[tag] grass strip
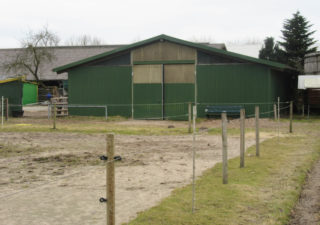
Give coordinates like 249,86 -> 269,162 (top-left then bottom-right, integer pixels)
127,135 -> 320,225
0,124 -> 190,135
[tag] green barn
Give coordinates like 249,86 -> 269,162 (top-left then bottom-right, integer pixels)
53,35 -> 295,119
0,77 -> 38,116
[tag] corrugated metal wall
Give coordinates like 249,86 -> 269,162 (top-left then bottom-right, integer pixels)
133,65 -> 162,119
304,52 -> 320,109
131,41 -> 196,119
132,64 -> 194,119
68,66 -> 132,117
132,41 -> 196,61
304,52 -> 320,74
197,64 -> 273,117
269,70 -> 292,103
0,81 -> 23,115
67,40 -> 293,119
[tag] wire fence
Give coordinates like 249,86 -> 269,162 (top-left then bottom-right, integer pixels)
0,98 -> 297,225
0,99 -> 293,122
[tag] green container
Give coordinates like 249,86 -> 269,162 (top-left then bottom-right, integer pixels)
22,82 -> 38,105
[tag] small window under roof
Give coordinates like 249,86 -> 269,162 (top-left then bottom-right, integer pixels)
89,52 -> 131,66
197,51 -> 242,64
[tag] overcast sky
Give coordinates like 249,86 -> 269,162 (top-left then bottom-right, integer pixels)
1,0 -> 319,48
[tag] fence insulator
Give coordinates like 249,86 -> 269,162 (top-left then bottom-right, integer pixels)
100,155 -> 122,161
99,197 -> 107,203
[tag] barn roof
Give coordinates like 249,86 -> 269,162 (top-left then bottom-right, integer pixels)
53,34 -> 294,74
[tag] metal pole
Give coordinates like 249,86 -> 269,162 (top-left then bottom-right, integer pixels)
255,106 -> 260,157
53,104 -> 56,129
5,98 -> 9,121
221,112 -> 228,184
105,106 -> 108,120
1,96 -> 3,128
48,103 -> 51,119
106,134 -> 115,225
289,101 -> 293,133
240,108 -> 245,168
277,97 -> 280,141
192,105 -> 197,213
161,64 -> 164,120
188,102 -> 192,133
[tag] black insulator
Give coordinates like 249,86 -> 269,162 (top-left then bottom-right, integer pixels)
99,197 -> 107,203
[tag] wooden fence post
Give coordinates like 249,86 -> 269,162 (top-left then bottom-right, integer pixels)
273,104 -> 277,120
1,96 -> 3,128
106,134 -> 115,225
240,108 -> 245,168
255,106 -> 260,157
221,112 -> 228,184
192,105 -> 197,213
5,98 -> 9,121
53,104 -> 56,129
188,102 -> 192,133
105,106 -> 108,120
289,101 -> 293,133
278,97 -> 280,121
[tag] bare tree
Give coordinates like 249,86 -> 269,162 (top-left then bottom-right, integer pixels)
64,34 -> 103,46
2,26 -> 60,84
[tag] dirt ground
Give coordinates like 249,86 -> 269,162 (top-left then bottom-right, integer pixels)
289,159 -> 320,225
0,127 -> 268,225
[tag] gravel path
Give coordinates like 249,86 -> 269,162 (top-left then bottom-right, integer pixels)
289,159 -> 320,225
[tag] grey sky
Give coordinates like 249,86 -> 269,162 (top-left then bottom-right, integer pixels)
0,0 -> 319,48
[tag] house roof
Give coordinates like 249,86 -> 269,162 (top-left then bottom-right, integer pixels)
53,34 -> 294,74
0,45 -> 124,81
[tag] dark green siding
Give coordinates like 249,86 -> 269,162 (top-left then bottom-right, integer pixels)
133,84 -> 162,119
133,83 -> 194,120
68,66 -> 132,117
89,52 -> 131,66
0,81 -> 23,115
197,64 -> 273,117
164,84 -> 194,120
197,51 -> 242,64
269,70 -> 292,102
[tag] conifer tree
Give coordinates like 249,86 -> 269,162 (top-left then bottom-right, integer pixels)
259,37 -> 285,62
278,11 -> 317,72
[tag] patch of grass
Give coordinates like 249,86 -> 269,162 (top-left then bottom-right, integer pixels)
66,115 -> 128,122
291,116 -> 320,123
208,127 -> 255,136
127,133 -> 320,224
0,122 -> 191,135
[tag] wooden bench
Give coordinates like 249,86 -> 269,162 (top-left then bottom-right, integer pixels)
205,105 -> 243,117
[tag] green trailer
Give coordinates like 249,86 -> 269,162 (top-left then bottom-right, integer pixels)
0,77 -> 38,116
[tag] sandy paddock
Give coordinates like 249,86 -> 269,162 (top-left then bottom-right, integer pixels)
0,129 -> 269,225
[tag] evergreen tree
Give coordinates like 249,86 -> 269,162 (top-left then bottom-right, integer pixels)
259,37 -> 286,62
278,11 -> 317,72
